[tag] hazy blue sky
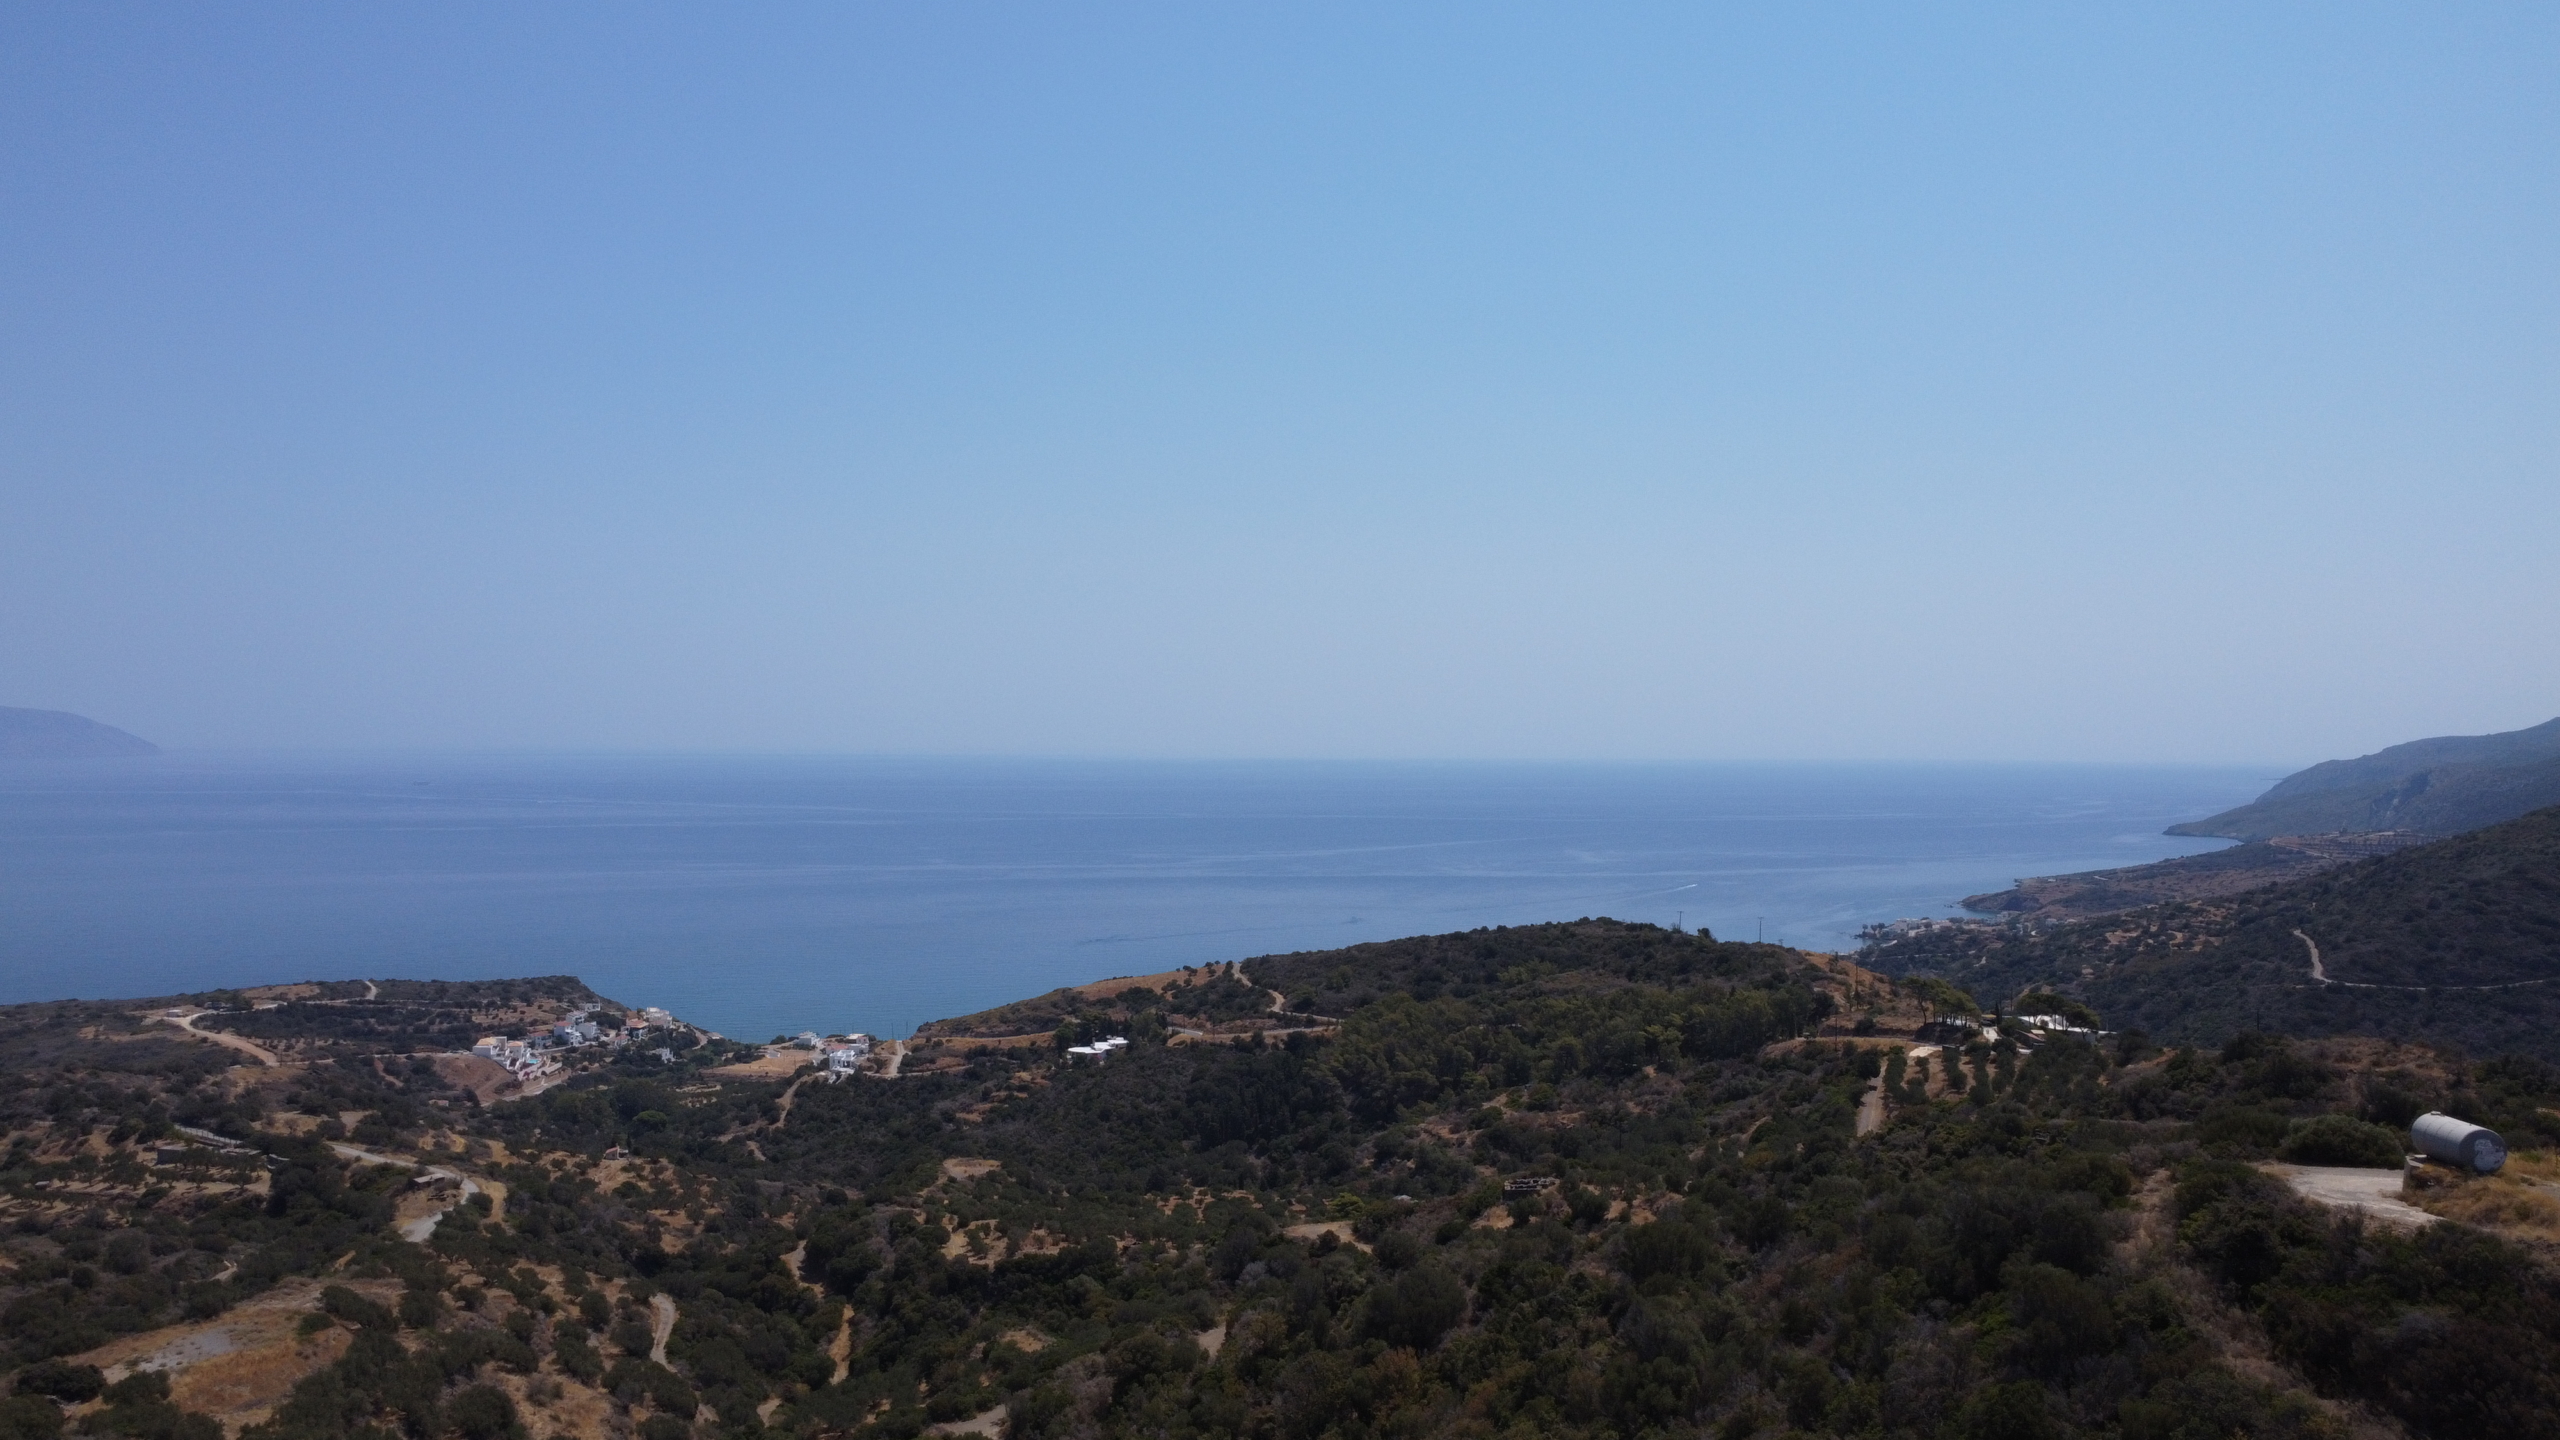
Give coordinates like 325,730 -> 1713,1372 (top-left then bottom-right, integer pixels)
4,5 -> 2554,762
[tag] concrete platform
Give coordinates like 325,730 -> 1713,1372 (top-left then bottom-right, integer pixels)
2261,1163 -> 2439,1230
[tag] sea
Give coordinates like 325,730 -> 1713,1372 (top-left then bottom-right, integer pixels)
0,755 -> 2270,1043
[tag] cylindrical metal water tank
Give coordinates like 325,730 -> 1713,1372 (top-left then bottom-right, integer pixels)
2410,1112 -> 2507,1174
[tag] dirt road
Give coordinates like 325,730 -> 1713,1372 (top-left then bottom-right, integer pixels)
771,1071 -> 812,1126
156,1012 -> 281,1067
1856,1071 -> 1888,1136
2294,930 -> 2328,983
326,1143 -> 490,1241
2293,928 -> 2560,994
648,1293 -> 677,1365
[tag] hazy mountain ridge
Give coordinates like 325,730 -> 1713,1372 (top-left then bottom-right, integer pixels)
2169,716 -> 2560,842
0,706 -> 159,758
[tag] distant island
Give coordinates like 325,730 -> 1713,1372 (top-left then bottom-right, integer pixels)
0,705 -> 159,758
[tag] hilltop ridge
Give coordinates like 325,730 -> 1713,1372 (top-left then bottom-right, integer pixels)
1954,716 -> 2560,921
1871,803 -> 2560,1059
0,706 -> 159,758
2169,715 -> 2560,842
12,917 -> 2560,1438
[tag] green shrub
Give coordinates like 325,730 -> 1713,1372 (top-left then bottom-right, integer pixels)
1362,1264 -> 1467,1350
554,1331 -> 603,1383
1620,1217 -> 1710,1284
396,1287 -> 443,1330
10,1361 -> 102,1403
1954,1380 -> 2055,1440
0,1395 -> 62,1440
2277,1114 -> 2405,1169
2196,1105 -> 2293,1154
444,1384 -> 520,1440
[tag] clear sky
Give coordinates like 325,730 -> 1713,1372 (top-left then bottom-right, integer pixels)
3,5 -> 2554,762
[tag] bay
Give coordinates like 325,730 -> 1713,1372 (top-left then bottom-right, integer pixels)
0,755 -> 2268,1041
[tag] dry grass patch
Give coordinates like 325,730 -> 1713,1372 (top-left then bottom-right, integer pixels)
70,1276 -> 404,1434
238,984 -> 323,1002
706,1048 -> 812,1080
2412,1165 -> 2560,1243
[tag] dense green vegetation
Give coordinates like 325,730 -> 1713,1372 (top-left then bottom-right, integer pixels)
10,919 -> 2560,1438
928,967 -> 1276,1042
1872,805 -> 2560,1059
214,978 -> 608,1056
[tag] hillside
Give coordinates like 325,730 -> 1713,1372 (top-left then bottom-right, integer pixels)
1871,804 -> 2560,1059
0,706 -> 159,758
1956,837 -> 2349,922
10,926 -> 2560,1440
2170,716 -> 2560,841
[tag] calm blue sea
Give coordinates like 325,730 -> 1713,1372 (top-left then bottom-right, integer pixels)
0,755 -> 2269,1042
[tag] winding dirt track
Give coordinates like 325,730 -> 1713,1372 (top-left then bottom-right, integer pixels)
151,980 -> 382,1067
325,1142 -> 495,1240
157,1012 -> 281,1067
1856,1070 -> 1888,1136
648,1293 -> 677,1366
2295,927 -> 2560,993
771,1071 -> 812,1126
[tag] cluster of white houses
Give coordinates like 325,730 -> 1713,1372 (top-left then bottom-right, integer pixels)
814,1032 -> 874,1076
472,1006 -> 678,1080
1065,1036 -> 1129,1062
1915,1012 -> 2110,1049
2014,1012 -> 2107,1043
